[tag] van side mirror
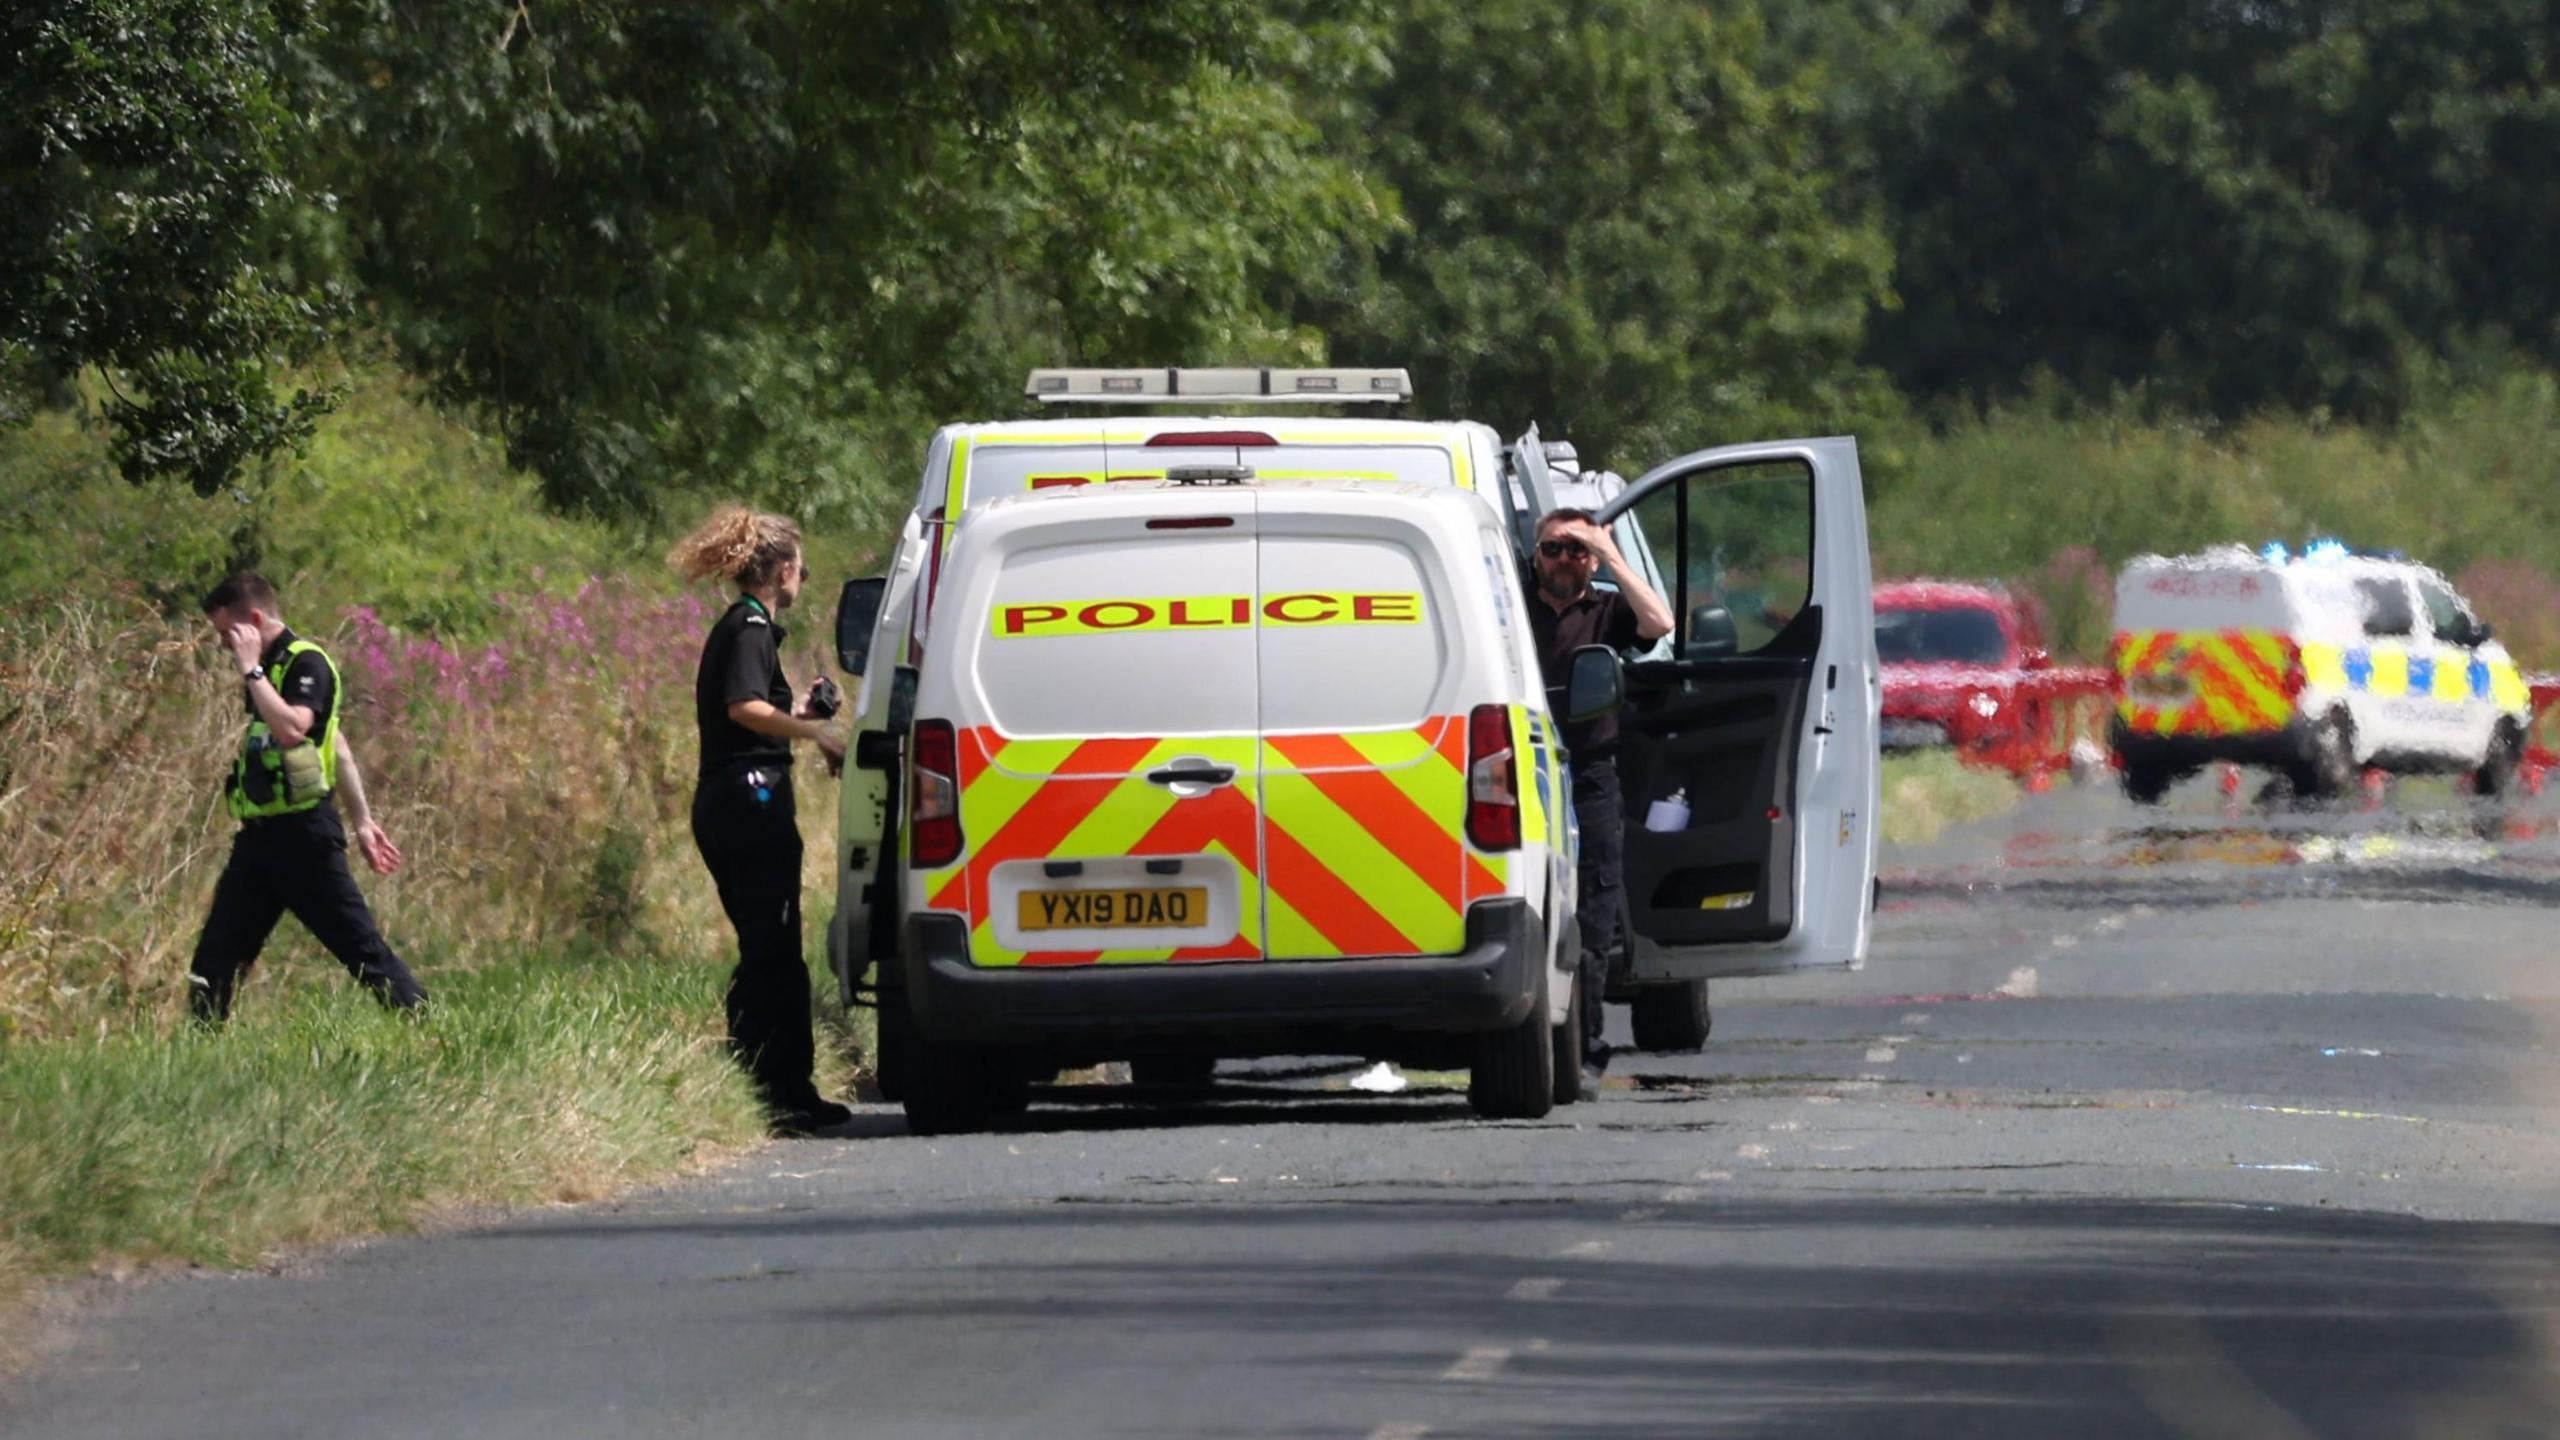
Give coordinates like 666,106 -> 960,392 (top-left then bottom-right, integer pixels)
2469,618 -> 2494,645
1564,644 -> 1624,724
836,577 -> 887,676
1687,603 -> 1739,660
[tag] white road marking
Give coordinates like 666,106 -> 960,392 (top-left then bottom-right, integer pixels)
1367,1425 -> 1431,1440
1442,1347 -> 1511,1381
1694,1169 -> 1733,1181
1560,1239 -> 1612,1257
1619,1207 -> 1665,1223
1997,966 -> 2041,998
1661,1186 -> 1700,1202
1507,1276 -> 1564,1301
1899,1012 -> 1931,1026
1737,1143 -> 1771,1159
1865,1045 -> 1899,1064
2050,934 -> 2080,950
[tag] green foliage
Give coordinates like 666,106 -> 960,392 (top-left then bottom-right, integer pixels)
1871,370 -> 2560,661
1873,0 -> 2560,420
1,0 -> 343,493
1294,0 -> 1899,467
0,367 -> 632,630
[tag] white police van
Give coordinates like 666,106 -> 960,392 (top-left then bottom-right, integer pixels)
2110,543 -> 2533,802
829,369 -> 1882,1118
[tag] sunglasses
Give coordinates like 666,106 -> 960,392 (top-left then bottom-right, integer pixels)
1536,539 -> 1590,559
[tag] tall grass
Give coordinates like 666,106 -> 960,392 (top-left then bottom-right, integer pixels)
0,590 -> 846,1039
0,951 -> 776,1351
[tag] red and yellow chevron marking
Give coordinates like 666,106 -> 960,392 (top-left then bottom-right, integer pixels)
913,718 -> 1503,967
2114,629 -> 2296,737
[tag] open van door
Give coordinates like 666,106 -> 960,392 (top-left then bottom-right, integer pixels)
831,512 -> 932,1004
1502,426 -> 1562,561
1593,437 -> 1878,979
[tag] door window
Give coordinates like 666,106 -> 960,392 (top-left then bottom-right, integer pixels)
2356,577 -> 2415,638
2417,578 -> 2473,645
1628,461 -> 1814,660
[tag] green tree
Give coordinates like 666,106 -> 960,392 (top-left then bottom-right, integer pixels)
2,0 -> 342,495
1286,0 -> 1898,468
1874,0 -> 2560,421
292,1 -> 1388,522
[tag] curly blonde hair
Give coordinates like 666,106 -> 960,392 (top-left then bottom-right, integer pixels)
668,504 -> 803,589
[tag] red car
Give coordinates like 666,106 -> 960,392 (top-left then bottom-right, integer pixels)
1873,581 -> 2057,758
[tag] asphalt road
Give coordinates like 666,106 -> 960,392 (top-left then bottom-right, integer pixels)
12,772 -> 2560,1438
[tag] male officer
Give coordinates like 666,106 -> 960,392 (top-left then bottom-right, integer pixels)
1526,509 -> 1672,1094
190,571 -> 427,1022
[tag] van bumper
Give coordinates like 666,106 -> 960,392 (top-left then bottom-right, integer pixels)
2111,718 -> 2316,770
899,899 -> 1539,1049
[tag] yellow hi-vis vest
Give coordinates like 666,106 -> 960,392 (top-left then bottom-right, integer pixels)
227,640 -> 342,820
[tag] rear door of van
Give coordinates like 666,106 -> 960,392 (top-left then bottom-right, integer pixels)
923,490 -> 1267,966
1253,495 -> 1501,961
1594,437 -> 1880,979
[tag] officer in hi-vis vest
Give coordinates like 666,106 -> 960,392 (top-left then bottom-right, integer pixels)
189,571 -> 427,1023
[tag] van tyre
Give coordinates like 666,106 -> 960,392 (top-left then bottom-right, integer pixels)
2120,755 -> 2174,806
901,1035 -> 1003,1136
1550,974 -> 1584,1107
1630,980 -> 1711,1053
2474,720 -> 2526,799
1469,965 -> 1555,1120
871,989 -> 914,1103
1132,1055 -> 1218,1088
2295,711 -> 2357,802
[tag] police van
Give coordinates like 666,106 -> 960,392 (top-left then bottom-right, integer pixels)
830,370 -> 1883,1128
874,471 -> 1599,1131
2110,544 -> 2533,802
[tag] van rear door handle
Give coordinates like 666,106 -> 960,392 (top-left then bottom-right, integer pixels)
1146,764 -> 1237,788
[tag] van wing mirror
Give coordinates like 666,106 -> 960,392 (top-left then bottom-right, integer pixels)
1687,603 -> 1739,660
836,577 -> 888,676
1563,645 -> 1624,724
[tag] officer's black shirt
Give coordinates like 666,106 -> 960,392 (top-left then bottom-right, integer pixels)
253,626 -> 339,733
696,596 -> 794,777
1529,585 -> 1644,759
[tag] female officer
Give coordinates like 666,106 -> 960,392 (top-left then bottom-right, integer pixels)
670,505 -> 850,1134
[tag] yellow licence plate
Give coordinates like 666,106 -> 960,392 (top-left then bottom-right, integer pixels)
1017,886 -> 1209,932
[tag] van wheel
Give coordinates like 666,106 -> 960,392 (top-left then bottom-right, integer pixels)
2297,711 -> 2357,801
1131,1055 -> 1218,1088
902,1036 -> 1001,1136
1630,980 -> 1711,1054
871,990 -> 914,1104
1469,966 -> 1556,1120
2120,756 -> 2174,806
2473,721 -> 2526,799
1550,977 -> 1584,1107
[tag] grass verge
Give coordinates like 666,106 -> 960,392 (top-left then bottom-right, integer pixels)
0,950 -> 788,1363
1880,749 -> 2024,846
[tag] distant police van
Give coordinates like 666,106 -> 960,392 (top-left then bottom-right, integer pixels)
869,471 -> 1594,1132
2110,544 -> 2533,802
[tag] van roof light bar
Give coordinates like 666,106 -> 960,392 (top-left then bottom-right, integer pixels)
1025,367 -> 1413,406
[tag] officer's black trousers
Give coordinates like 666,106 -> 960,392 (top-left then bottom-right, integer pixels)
690,764 -> 818,1111
189,808 -> 427,1023
1571,759 -> 1626,1062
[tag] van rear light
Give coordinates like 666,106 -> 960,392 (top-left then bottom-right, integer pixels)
1146,430 -> 1278,447
1465,704 -> 1521,851
2279,637 -> 2307,697
1145,516 -> 1235,530
910,719 -> 963,868
2107,632 -> 2130,697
